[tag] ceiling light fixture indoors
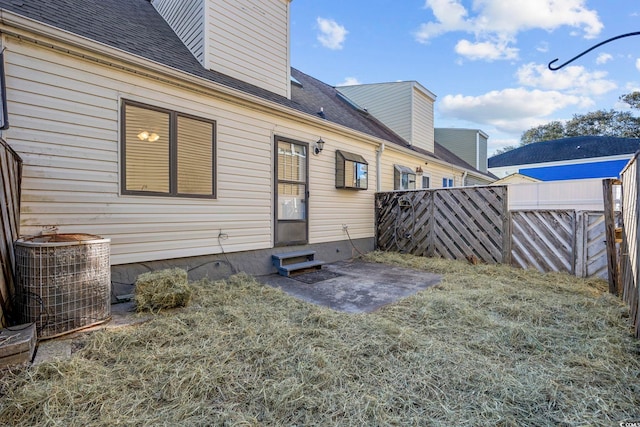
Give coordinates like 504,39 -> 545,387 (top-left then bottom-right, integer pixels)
137,131 -> 160,142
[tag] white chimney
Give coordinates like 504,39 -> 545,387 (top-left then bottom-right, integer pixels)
152,0 -> 292,98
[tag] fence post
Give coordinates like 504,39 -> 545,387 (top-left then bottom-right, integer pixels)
574,211 -> 585,277
602,178 -> 621,295
501,186 -> 510,265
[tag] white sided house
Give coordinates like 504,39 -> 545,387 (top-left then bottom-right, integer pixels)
338,83 -> 495,189
0,0 -> 491,290
434,128 -> 489,178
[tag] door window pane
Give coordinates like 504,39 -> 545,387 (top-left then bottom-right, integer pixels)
278,183 -> 306,220
278,142 -> 306,182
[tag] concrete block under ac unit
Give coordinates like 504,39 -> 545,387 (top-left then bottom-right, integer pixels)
0,323 -> 37,368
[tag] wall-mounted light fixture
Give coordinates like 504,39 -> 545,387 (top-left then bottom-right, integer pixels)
415,166 -> 424,176
314,138 -> 325,155
137,131 -> 160,142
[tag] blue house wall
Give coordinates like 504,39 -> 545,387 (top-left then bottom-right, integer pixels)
519,159 -> 629,181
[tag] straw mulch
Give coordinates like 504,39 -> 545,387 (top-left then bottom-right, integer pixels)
1,253 -> 638,426
134,268 -> 192,313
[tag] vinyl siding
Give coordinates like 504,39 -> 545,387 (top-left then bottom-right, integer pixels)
465,175 -> 490,186
5,36 -> 373,265
379,149 -> 462,191
306,140 -> 376,243
478,134 -> 488,172
411,87 -> 434,153
152,0 -> 205,64
434,128 -> 488,172
338,83 -> 413,144
206,0 -> 290,98
434,128 -> 475,167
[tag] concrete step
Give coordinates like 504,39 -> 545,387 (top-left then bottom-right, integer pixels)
276,259 -> 324,277
272,250 -> 316,268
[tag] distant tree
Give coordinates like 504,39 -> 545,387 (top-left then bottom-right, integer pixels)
620,91 -> 640,109
564,109 -> 640,138
493,145 -> 518,156
520,121 -> 565,145
497,91 -> 640,156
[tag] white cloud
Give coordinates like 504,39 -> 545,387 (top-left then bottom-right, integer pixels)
316,18 -> 348,50
596,53 -> 613,64
455,39 -> 518,61
439,87 -> 592,133
336,77 -> 361,86
625,82 -> 640,92
636,58 -> 640,72
516,62 -> 617,96
415,0 -> 468,41
416,0 -> 603,61
536,41 -> 549,53
471,0 -> 602,37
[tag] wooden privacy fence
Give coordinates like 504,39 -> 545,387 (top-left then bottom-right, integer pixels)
0,137 -> 22,327
376,186 -> 509,263
510,210 -> 610,279
376,187 -> 613,280
620,153 -> 640,338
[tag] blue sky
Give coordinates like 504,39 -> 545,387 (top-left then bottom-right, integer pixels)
290,0 -> 640,156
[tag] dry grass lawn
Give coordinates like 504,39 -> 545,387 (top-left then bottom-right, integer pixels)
1,252 -> 639,426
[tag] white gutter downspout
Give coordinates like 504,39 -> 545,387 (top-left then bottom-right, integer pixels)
376,142 -> 385,192
462,171 -> 468,187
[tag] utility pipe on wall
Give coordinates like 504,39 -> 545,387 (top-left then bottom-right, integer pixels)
376,142 -> 385,192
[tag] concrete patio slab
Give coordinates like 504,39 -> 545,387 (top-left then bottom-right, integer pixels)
259,259 -> 442,313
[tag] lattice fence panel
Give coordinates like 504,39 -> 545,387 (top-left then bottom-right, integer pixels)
432,186 -> 507,263
583,212 -> 609,280
375,186 -> 507,263
375,190 -> 432,255
510,210 -> 575,274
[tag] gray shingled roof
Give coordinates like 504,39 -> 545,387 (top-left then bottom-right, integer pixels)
488,136 -> 640,168
0,0 -> 492,178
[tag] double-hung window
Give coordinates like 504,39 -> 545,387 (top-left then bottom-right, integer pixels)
121,100 -> 216,198
442,177 -> 454,188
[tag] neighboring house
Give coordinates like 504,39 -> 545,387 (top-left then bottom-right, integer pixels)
491,173 -> 541,185
337,83 -> 495,188
488,136 -> 640,181
434,128 -> 489,175
0,0 -> 491,284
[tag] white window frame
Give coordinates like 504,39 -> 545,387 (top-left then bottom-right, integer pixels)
421,174 -> 431,189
